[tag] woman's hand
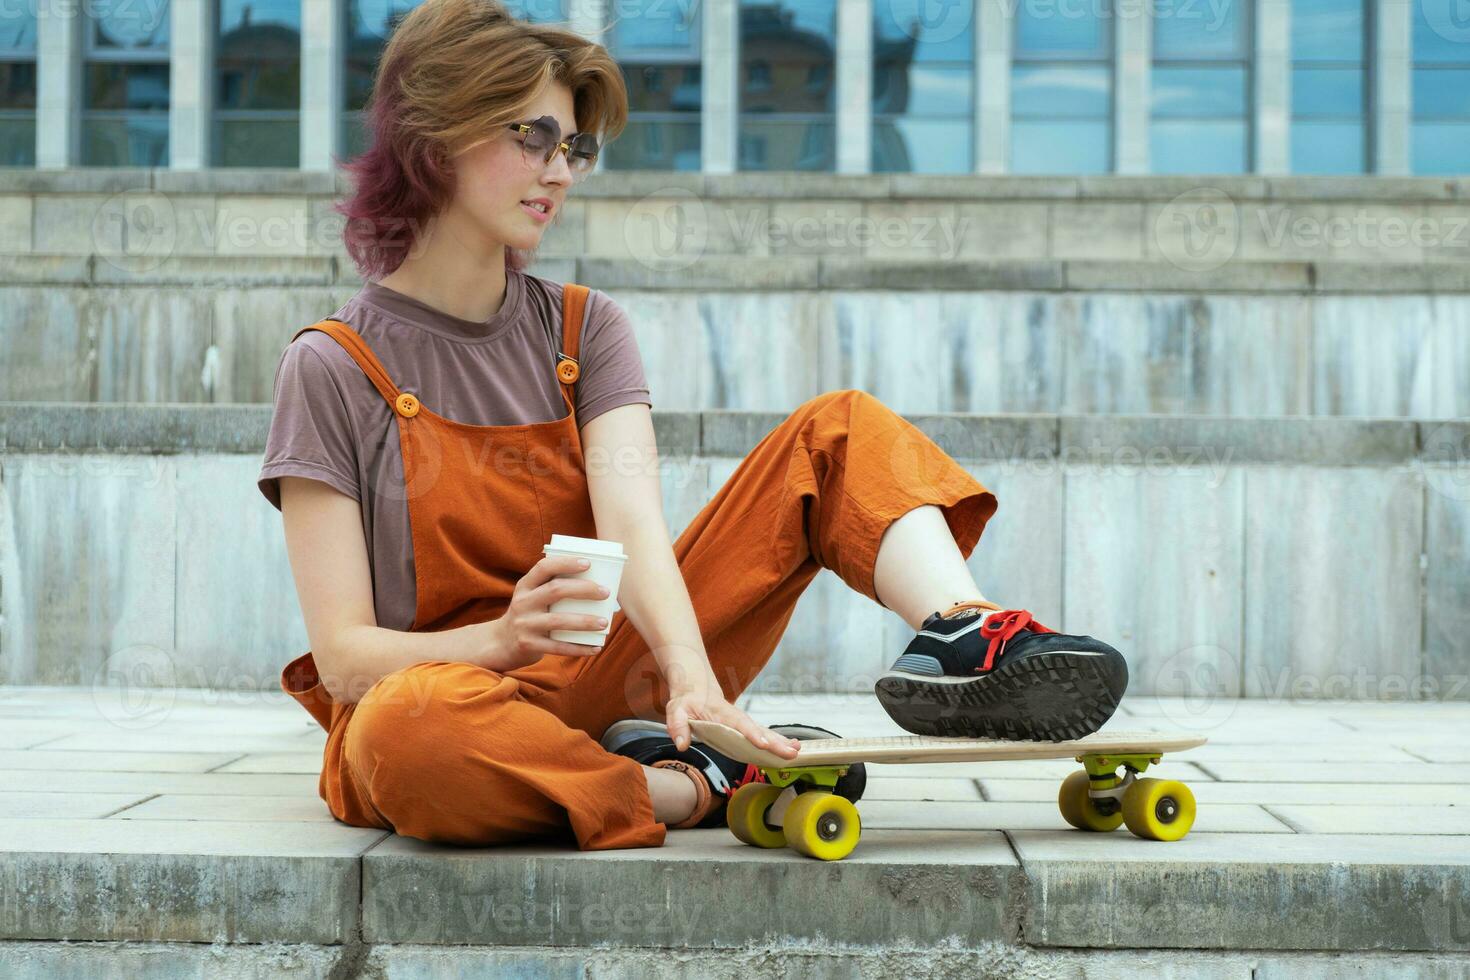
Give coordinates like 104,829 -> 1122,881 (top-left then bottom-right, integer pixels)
659,653 -> 802,760
483,555 -> 614,672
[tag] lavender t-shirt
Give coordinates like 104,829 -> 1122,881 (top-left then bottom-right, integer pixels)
257,270 -> 652,630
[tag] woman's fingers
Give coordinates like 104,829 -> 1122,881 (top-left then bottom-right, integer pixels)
667,703 -> 691,752
722,706 -> 800,758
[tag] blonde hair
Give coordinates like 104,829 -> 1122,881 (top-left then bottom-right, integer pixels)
339,0 -> 629,278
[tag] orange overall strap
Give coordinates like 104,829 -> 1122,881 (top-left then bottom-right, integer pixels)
291,320 -> 402,408
557,283 -> 590,398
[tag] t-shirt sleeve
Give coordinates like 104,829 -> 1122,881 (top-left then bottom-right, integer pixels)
257,337 -> 362,511
575,289 -> 652,425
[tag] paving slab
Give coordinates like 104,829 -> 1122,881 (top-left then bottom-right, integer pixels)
980,778 -> 1470,807
0,769 -> 319,796
1198,762 -> 1470,783
0,791 -> 151,819
857,800 -> 1290,834
211,752 -> 322,773
0,749 -> 242,772
1012,831 -> 1470,952
862,777 -> 981,801
110,793 -> 334,823
361,829 -> 1022,948
1269,804 -> 1470,835
0,818 -> 386,943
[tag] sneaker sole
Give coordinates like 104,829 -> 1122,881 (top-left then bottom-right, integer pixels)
873,649 -> 1127,741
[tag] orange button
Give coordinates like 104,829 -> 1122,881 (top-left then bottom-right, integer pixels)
395,393 -> 420,418
557,359 -> 580,384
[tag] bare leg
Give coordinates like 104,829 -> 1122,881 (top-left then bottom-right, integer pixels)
873,504 -> 996,630
643,763 -> 697,825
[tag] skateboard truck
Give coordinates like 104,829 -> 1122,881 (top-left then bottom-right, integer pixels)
1078,753 -> 1161,807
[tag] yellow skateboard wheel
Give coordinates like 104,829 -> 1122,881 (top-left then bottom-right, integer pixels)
783,791 -> 861,861
1058,769 -> 1125,832
727,783 -> 787,848
1121,777 -> 1196,841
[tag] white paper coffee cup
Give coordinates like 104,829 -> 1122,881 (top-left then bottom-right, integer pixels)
542,534 -> 628,646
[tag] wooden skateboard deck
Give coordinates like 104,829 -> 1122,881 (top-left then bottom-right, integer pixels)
687,720 -> 1208,859
689,720 -> 1206,769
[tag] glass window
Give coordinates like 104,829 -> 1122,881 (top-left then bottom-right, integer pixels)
1412,0 -> 1470,174
1151,0 -> 1252,173
606,0 -> 702,170
1290,0 -> 1367,174
1012,0 -> 1112,174
0,2 -> 35,166
738,0 -> 836,171
215,0 -> 301,167
83,1 -> 171,165
343,0 -> 422,157
872,0 -> 974,173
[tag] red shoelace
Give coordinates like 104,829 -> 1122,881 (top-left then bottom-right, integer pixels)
975,608 -> 1056,672
731,763 -> 767,792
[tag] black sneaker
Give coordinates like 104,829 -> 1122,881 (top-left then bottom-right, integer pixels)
874,604 -> 1128,741
600,719 -> 867,828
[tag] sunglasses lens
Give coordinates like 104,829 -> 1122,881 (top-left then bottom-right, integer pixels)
520,118 -> 559,163
567,135 -> 599,175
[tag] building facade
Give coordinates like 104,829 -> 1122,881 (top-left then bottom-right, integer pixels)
4,0 -> 1467,174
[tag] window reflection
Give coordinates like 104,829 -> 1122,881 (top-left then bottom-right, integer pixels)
1012,0 -> 1112,174
739,0 -> 836,171
1151,0 -> 1251,173
83,4 -> 171,167
343,0 -> 421,157
1411,0 -> 1470,174
0,2 -> 35,165
606,0 -> 702,170
216,0 -> 301,167
872,0 -> 974,173
1290,0 -> 1367,174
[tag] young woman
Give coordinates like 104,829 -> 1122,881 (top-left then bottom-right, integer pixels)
259,0 -> 1128,851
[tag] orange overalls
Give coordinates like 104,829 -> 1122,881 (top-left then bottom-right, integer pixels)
280,282 -> 998,850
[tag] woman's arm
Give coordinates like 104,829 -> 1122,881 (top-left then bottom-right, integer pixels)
279,476 -> 497,704
580,404 -> 800,758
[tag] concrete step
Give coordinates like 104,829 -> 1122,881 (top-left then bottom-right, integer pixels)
0,687 -> 1468,969
4,265 -> 1468,418
1,402 -> 1465,697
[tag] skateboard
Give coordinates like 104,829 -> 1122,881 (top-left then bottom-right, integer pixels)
688,719 -> 1208,861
